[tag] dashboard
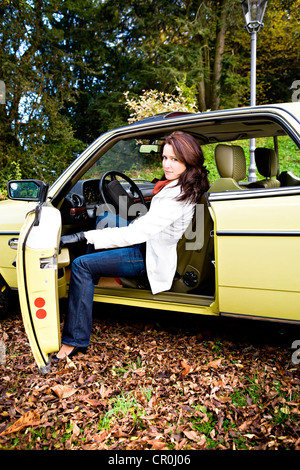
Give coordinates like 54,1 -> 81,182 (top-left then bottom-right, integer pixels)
81,179 -> 102,205
60,178 -> 155,226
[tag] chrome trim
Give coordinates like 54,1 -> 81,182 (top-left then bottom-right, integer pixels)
207,186 -> 300,203
216,230 -> 300,237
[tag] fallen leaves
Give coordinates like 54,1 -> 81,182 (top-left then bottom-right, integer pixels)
183,429 -> 200,442
147,439 -> 168,450
0,410 -> 40,436
180,360 -> 193,378
51,384 -> 78,399
205,357 -> 223,369
0,309 -> 299,450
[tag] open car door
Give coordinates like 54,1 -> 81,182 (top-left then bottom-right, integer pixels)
8,180 -> 68,372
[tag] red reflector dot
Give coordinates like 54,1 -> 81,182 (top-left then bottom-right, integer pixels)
34,297 -> 45,308
36,309 -> 47,319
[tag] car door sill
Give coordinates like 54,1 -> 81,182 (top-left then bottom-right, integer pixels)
221,311 -> 300,325
93,285 -> 214,306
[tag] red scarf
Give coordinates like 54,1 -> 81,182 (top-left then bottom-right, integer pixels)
153,180 -> 171,196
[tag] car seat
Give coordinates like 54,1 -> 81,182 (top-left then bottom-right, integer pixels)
208,144 -> 247,192
248,148 -> 280,188
278,170 -> 300,187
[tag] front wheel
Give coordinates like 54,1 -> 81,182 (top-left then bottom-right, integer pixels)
0,276 -> 12,319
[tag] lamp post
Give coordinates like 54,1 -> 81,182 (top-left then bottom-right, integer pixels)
0,81 -> 5,105
241,0 -> 267,182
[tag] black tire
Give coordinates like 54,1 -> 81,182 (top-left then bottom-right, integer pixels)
0,276 -> 12,319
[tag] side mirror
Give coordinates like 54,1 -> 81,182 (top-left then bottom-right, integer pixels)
7,180 -> 49,203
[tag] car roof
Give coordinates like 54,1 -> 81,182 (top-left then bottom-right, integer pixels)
122,102 -> 300,144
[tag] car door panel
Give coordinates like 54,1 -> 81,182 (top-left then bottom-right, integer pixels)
208,188 -> 300,323
17,204 -> 62,372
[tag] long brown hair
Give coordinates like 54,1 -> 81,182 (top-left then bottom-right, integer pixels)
162,131 -> 209,204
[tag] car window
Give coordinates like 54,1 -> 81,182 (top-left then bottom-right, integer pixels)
81,128 -> 300,187
82,139 -> 164,182
202,135 -> 300,183
275,135 -> 300,177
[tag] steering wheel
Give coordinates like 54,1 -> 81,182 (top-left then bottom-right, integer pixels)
99,171 -> 147,218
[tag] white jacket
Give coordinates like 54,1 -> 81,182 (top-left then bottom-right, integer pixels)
84,180 -> 195,294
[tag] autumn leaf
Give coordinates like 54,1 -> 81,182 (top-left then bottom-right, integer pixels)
91,430 -> 109,443
205,358 -> 223,369
80,397 -> 104,407
147,394 -> 157,408
72,421 -> 81,437
99,384 -> 113,398
216,395 -> 231,403
238,419 -> 253,432
180,360 -> 192,378
51,384 -> 78,399
183,430 -> 200,442
0,410 -> 40,436
147,439 -> 168,450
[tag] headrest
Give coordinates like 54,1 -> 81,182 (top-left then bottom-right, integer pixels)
215,144 -> 246,181
255,148 -> 278,178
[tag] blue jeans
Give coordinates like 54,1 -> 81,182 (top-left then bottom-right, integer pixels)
61,214 -> 146,347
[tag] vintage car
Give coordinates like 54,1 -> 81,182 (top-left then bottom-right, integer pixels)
1,102 -> 300,372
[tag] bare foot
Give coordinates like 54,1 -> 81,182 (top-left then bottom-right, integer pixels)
56,344 -> 75,359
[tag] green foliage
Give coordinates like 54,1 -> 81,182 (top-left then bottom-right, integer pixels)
18,97 -> 85,183
0,0 -> 87,185
0,0 -> 299,189
252,0 -> 300,105
98,389 -> 151,431
124,78 -> 197,124
0,160 -> 22,200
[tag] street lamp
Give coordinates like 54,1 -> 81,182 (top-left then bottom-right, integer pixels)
241,0 -> 267,182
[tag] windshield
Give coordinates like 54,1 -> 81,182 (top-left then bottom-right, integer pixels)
83,138 -> 164,182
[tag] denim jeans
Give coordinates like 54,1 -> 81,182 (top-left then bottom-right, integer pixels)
61,213 -> 146,347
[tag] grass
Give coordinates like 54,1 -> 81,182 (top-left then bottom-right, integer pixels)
99,392 -> 139,430
98,387 -> 152,431
230,372 -> 263,407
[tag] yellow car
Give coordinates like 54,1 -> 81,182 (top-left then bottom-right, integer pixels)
1,102 -> 300,372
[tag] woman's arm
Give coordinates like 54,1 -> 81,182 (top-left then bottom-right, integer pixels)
84,188 -> 194,250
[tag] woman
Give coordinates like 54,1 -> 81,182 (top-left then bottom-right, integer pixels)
53,131 -> 209,360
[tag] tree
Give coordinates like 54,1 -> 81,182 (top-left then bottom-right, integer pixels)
1,0 -> 299,195
0,0 -> 85,189
106,0 -> 246,112
223,0 -> 300,107
253,0 -> 300,105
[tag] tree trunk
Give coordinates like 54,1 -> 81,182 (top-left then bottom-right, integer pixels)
210,0 -> 228,110
198,46 -> 207,111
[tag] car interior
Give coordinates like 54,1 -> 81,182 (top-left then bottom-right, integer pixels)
55,113 -> 300,304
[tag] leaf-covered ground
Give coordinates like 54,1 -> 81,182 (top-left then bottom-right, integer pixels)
0,301 -> 299,451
